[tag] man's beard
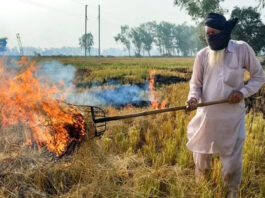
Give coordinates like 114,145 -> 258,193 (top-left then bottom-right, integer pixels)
208,49 -> 225,67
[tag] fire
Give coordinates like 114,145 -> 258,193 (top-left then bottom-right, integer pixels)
148,70 -> 168,109
0,57 -> 86,156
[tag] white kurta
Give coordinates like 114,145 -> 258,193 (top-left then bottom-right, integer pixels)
187,40 -> 265,155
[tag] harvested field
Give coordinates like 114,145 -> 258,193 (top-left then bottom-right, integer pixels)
0,57 -> 264,198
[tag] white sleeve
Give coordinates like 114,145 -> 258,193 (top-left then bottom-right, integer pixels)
239,43 -> 265,98
188,53 -> 203,100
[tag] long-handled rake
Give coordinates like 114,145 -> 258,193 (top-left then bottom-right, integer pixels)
87,99 -> 229,136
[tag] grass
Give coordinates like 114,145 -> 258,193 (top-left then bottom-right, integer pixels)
35,57 -> 193,84
0,57 -> 264,198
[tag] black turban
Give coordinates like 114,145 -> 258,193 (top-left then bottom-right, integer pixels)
205,13 -> 238,50
205,13 -> 238,33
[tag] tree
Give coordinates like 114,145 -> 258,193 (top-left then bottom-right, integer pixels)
196,22 -> 208,47
139,22 -> 156,56
155,22 -> 175,56
174,0 -> 226,46
174,25 -> 189,56
0,38 -> 7,52
174,0 -> 225,21
129,27 -> 143,57
115,21 -> 204,57
114,25 -> 131,56
79,33 -> 94,56
231,7 -> 265,54
173,24 -> 202,56
151,22 -> 164,55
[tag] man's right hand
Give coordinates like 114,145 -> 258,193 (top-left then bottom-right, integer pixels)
186,97 -> 198,111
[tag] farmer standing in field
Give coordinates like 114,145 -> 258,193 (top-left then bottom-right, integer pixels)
186,13 -> 265,198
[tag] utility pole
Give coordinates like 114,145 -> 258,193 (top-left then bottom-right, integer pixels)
16,33 -> 24,56
85,5 -> 88,57
98,4 -> 101,57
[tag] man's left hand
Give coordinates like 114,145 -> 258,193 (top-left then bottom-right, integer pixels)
228,90 -> 244,104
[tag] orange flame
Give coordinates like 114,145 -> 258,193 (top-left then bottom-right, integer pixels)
148,70 -> 168,109
0,57 -> 86,156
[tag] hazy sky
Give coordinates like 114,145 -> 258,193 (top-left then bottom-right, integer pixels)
1,0 -> 263,49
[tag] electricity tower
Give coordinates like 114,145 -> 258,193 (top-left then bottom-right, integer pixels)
16,33 -> 24,56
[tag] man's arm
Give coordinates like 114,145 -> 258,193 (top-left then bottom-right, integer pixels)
186,53 -> 203,110
188,53 -> 203,100
239,43 -> 265,98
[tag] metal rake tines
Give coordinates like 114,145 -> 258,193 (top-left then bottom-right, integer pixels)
90,106 -> 107,137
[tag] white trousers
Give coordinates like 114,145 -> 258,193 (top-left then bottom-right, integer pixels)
193,138 -> 244,191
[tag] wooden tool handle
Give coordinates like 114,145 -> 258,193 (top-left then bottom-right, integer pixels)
94,99 -> 230,123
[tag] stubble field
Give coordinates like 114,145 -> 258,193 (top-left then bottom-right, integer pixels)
0,57 -> 264,198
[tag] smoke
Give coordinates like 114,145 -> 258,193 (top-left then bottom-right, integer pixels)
67,83 -> 150,107
37,61 -> 76,88
35,61 -> 151,107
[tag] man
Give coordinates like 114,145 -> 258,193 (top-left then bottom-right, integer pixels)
186,13 -> 265,198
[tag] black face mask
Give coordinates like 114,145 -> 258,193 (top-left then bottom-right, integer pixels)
206,31 -> 231,51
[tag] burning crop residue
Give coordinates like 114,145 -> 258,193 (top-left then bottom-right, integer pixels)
149,70 -> 168,109
67,70 -> 168,109
67,82 -> 151,108
0,57 -> 167,157
0,57 -> 86,157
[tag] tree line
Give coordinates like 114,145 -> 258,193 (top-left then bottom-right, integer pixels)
79,5 -> 265,57
114,22 -> 203,57
78,22 -> 203,57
